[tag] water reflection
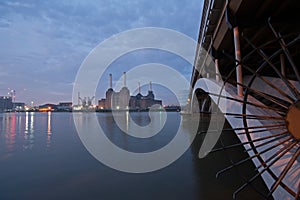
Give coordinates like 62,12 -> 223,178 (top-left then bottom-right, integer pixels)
46,111 -> 52,148
4,113 -> 16,152
0,113 -> 24,154
23,112 -> 35,150
0,112 -> 271,200
17,113 -> 22,134
30,112 -> 34,134
25,112 -> 28,134
98,112 -> 180,153
0,112 -> 54,151
125,111 -> 129,132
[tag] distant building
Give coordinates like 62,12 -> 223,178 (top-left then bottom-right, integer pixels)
98,98 -> 106,110
57,102 -> 72,111
0,96 -> 13,112
73,95 -> 95,112
98,73 -> 162,110
13,102 -> 25,111
129,84 -> 162,110
38,104 -> 57,112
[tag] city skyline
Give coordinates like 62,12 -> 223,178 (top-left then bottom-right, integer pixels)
0,72 -> 181,107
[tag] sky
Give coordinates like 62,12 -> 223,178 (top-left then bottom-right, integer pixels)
0,0 -> 203,105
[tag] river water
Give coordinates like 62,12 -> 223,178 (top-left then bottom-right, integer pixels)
0,112 -> 269,200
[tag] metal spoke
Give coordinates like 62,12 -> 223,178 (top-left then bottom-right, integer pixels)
216,134 -> 293,178
223,123 -> 286,132
254,140 -> 298,171
223,77 -> 292,109
199,125 -> 285,136
244,135 -> 292,152
222,51 -> 296,103
268,19 -> 300,82
209,92 -> 287,114
267,147 -> 300,198
211,132 -> 289,153
226,113 -> 284,121
232,140 -> 297,199
233,81 -> 291,110
244,134 -> 290,152
295,181 -> 300,200
242,36 -> 300,99
244,69 -> 295,103
237,126 -> 286,135
236,116 -> 284,121
236,116 -> 284,122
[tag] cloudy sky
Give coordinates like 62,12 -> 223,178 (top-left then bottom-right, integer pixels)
0,0 -> 202,105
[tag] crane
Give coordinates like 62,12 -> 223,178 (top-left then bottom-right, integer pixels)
0,88 -> 16,102
87,96 -> 95,106
78,96 -> 87,107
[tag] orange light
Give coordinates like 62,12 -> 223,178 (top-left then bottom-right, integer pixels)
39,107 -> 52,112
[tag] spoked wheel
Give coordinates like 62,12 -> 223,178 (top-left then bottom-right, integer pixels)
210,20 -> 300,199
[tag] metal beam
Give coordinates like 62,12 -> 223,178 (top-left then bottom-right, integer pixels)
233,26 -> 243,96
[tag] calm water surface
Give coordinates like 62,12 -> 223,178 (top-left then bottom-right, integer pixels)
0,112 -> 268,200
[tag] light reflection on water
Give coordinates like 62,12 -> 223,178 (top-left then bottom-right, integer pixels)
46,111 -> 52,148
0,112 -> 54,152
0,112 -> 268,200
3,113 -> 16,152
24,112 -> 35,150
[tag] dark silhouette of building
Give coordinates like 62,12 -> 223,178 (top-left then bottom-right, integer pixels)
98,73 -> 162,110
38,103 -> 57,112
129,81 -> 162,110
0,96 -> 13,112
13,102 -> 25,111
57,102 -> 72,111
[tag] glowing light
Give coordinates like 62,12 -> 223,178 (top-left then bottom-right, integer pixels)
30,112 -> 34,134
39,108 -> 51,112
25,112 -> 29,134
73,105 -> 83,111
47,111 -> 51,134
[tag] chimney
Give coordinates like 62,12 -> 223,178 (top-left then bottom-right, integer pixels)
78,92 -> 80,105
149,81 -> 152,91
123,72 -> 126,87
138,82 -> 141,94
109,73 -> 112,88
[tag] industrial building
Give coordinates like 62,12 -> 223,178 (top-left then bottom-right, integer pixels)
38,102 -> 73,112
0,96 -> 13,112
13,102 -> 25,111
98,73 -> 162,111
57,102 -> 72,111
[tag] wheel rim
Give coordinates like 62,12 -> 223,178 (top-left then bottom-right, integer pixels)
205,20 -> 300,199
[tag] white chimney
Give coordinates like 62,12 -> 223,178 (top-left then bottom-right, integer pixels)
149,81 -> 152,91
109,73 -> 112,88
123,72 -> 126,87
138,82 -> 141,93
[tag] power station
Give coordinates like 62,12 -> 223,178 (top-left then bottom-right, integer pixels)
98,72 -> 162,111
